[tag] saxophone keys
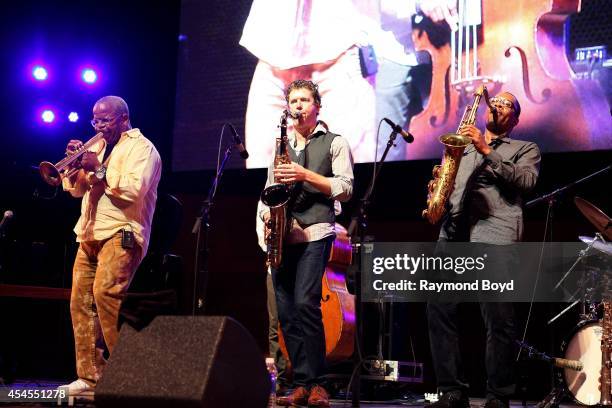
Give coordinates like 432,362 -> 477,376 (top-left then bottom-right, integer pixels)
432,165 -> 442,177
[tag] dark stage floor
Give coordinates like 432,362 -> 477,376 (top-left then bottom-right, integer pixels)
0,379 -> 586,408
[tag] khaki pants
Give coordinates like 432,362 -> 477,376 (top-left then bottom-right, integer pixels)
70,232 -> 142,386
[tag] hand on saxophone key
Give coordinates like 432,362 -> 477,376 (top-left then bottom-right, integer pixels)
274,162 -> 308,183
459,125 -> 491,155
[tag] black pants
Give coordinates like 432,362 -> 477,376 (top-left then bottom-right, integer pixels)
266,273 -> 288,386
428,300 -> 517,399
428,240 -> 518,400
271,236 -> 333,388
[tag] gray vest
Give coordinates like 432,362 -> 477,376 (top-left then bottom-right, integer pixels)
288,131 -> 338,226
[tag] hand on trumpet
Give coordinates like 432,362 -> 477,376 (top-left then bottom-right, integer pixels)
65,139 -> 101,172
64,140 -> 85,172
80,151 -> 101,172
66,140 -> 84,155
459,125 -> 491,156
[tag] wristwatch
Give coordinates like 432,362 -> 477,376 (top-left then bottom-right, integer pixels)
94,165 -> 107,181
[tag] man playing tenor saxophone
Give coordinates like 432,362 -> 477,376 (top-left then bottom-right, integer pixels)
426,91 -> 541,408
257,79 -> 354,407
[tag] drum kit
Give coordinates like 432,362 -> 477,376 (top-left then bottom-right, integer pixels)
541,197 -> 612,407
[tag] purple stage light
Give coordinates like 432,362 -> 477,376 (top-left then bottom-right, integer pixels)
68,112 -> 79,122
41,110 -> 55,123
82,68 -> 97,84
32,66 -> 48,81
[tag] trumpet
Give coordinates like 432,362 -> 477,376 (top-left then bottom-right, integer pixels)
39,132 -> 104,186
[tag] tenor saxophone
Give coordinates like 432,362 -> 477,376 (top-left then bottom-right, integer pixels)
422,85 -> 488,224
260,111 -> 294,268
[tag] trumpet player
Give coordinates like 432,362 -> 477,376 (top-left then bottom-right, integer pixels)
59,96 -> 161,395
426,92 -> 540,408
257,79 -> 354,407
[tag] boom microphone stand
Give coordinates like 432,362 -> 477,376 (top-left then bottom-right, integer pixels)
525,164 -> 611,322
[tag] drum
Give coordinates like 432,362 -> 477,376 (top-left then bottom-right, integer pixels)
560,320 -> 603,405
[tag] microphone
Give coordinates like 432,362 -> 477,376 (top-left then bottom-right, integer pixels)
553,357 -> 583,372
0,210 -> 14,235
228,124 -> 249,159
383,118 -> 414,143
516,340 -> 583,372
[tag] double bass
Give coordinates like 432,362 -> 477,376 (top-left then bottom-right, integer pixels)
320,223 -> 355,363
279,223 -> 355,364
407,0 -> 611,160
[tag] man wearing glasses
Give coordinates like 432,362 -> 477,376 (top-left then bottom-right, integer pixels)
59,96 -> 162,395
426,92 -> 541,408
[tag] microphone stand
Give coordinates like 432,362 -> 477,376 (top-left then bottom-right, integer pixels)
525,164 -> 611,209
524,164 -> 612,311
525,164 -> 611,408
347,129 -> 401,407
191,144 -> 234,315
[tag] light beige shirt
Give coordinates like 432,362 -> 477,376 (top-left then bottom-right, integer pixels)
63,128 -> 162,255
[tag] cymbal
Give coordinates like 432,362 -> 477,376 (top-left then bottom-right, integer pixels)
578,236 -> 612,257
575,196 -> 612,241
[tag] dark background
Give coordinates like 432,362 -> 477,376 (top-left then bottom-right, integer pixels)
0,0 -> 610,401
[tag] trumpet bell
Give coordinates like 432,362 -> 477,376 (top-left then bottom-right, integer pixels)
261,183 -> 290,208
440,133 -> 472,148
39,161 -> 62,186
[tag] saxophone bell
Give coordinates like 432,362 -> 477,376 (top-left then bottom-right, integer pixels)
439,132 -> 472,148
261,183 -> 291,208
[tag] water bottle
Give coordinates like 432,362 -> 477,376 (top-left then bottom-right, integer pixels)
265,357 -> 277,408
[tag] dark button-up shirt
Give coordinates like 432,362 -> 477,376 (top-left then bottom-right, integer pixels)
440,137 -> 541,243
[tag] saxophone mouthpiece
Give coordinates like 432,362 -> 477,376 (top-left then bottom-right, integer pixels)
284,110 -> 301,120
482,87 -> 495,114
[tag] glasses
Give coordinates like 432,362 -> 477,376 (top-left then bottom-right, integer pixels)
489,97 -> 515,111
90,115 -> 119,128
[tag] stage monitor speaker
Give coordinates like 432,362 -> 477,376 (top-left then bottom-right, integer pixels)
96,315 -> 270,408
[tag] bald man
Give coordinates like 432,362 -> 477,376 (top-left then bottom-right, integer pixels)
425,92 -> 541,408
60,96 -> 162,394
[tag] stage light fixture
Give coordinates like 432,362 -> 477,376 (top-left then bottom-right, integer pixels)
41,110 -> 55,123
32,66 -> 48,81
68,112 -> 79,122
82,68 -> 97,84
